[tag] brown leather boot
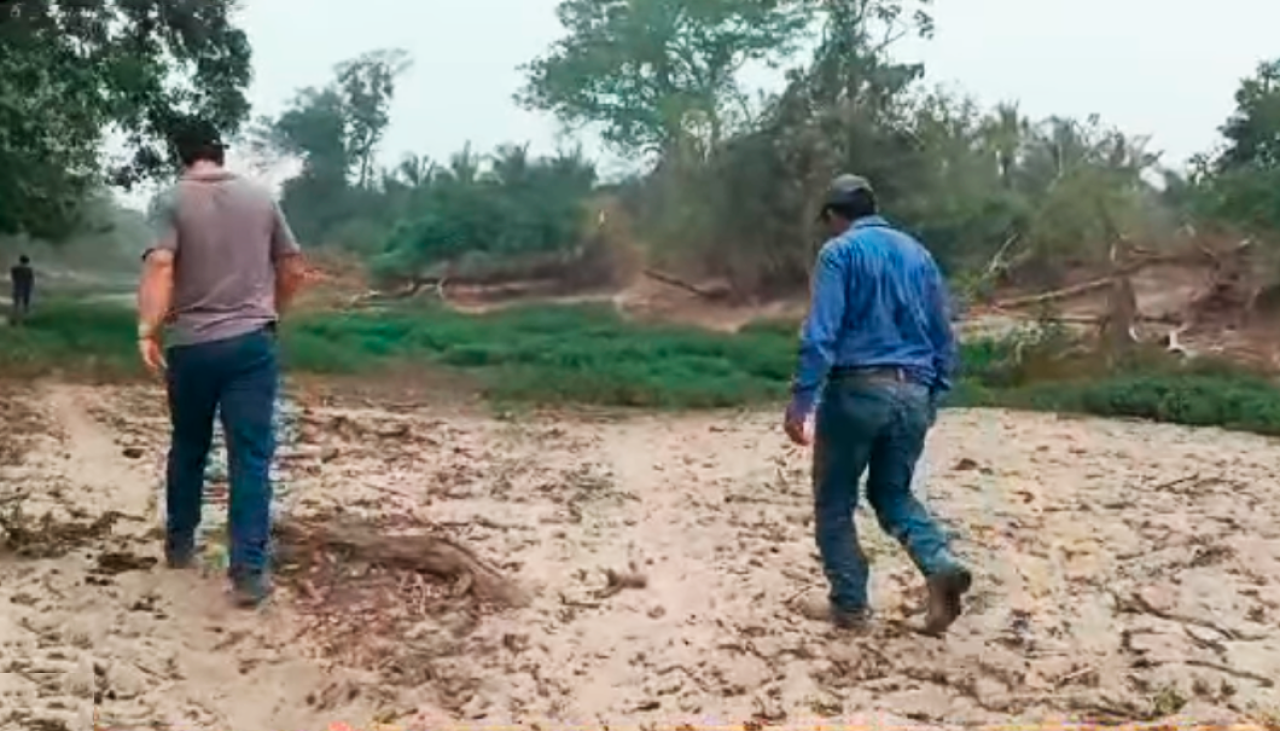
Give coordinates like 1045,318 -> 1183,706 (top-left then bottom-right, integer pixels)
922,566 -> 972,636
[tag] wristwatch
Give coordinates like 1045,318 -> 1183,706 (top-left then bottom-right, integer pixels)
137,322 -> 158,341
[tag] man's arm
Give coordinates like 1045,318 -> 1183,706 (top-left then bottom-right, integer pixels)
925,265 -> 958,399
138,247 -> 176,338
789,244 -> 848,416
137,189 -> 179,339
270,201 -> 305,316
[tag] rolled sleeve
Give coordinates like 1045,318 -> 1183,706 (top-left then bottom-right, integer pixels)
142,187 -> 179,259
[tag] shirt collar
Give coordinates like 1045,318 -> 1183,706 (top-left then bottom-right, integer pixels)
851,215 -> 890,230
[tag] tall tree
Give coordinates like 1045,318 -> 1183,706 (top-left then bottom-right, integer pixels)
1215,59 -> 1280,173
1187,59 -> 1280,232
249,48 -> 411,245
804,0 -> 933,110
249,87 -> 352,245
518,0 -> 809,156
336,49 -> 413,188
0,0 -> 252,239
252,48 -> 410,191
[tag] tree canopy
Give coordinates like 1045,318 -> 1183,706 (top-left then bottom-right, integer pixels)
8,0 -> 1280,300
518,0 -> 809,155
0,0 -> 252,240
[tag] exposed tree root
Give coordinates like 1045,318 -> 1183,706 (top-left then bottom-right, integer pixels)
273,518 -> 531,608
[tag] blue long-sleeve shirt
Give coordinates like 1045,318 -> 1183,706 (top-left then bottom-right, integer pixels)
789,215 -> 957,415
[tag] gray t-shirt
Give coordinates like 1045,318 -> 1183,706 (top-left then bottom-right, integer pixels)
148,170 -> 300,346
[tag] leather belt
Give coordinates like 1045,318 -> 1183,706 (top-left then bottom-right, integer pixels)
829,366 -> 915,383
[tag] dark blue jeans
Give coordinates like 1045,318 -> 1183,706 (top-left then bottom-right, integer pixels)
813,376 -> 960,612
11,287 -> 30,319
165,328 -> 278,576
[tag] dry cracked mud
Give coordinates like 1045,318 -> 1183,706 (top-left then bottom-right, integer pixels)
2,380 -> 1279,730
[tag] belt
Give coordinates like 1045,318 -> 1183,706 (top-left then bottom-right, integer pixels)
829,365 -> 916,383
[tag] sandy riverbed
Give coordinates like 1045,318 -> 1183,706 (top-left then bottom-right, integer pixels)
1,381 -> 1278,730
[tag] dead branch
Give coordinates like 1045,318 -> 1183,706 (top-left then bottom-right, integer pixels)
594,564 -> 648,599
994,276 -> 1118,309
1025,313 -> 1183,326
643,268 -> 728,300
273,520 -> 530,608
993,242 -> 1253,311
983,233 -> 1022,279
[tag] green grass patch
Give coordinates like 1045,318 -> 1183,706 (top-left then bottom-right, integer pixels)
282,303 -> 794,408
0,300 -> 140,379
3,299 -> 1280,435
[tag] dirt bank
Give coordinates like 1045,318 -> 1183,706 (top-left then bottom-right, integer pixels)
2,382 -> 1279,730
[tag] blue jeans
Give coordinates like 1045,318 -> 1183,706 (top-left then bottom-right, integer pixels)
11,287 -> 30,319
165,328 -> 278,576
813,376 -> 960,612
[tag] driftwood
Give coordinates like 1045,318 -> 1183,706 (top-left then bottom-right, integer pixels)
1028,313 -> 1181,326
345,277 -> 447,308
643,268 -> 729,300
980,233 -> 1023,283
273,519 -> 530,608
992,241 -> 1252,312
993,275 -> 1121,310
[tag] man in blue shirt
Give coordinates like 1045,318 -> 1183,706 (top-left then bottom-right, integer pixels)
785,174 -> 971,635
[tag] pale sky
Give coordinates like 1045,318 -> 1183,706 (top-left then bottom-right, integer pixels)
132,0 -> 1280,203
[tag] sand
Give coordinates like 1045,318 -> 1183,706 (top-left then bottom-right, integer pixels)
2,381 -> 1279,730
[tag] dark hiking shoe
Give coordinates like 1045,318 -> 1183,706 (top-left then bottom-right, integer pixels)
230,572 -> 272,608
922,566 -> 972,636
164,535 -> 196,569
795,595 -> 873,632
832,606 -> 874,631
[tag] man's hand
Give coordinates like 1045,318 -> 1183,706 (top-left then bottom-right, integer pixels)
138,333 -> 166,376
783,402 -> 815,446
137,247 -> 174,378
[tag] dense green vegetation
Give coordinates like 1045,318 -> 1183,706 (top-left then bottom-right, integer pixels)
230,0 -> 1280,299
5,300 -> 1279,436
5,0 -> 1280,295
4,1 -> 1279,291
4,1 -> 1280,437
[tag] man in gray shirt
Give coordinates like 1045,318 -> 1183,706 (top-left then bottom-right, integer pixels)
137,118 -> 307,607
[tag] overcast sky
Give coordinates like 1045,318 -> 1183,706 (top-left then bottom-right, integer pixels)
199,0 -> 1280,195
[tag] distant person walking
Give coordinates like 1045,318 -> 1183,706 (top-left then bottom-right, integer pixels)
136,119 -> 307,607
10,254 -> 33,323
784,174 -> 971,636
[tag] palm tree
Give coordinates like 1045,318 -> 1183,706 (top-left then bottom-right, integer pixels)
489,143 -> 531,186
396,153 -> 435,188
446,142 -> 481,185
982,102 -> 1027,190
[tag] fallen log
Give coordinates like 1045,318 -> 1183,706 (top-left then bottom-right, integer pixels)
993,241 -> 1253,312
273,519 -> 530,608
1025,312 -> 1183,325
992,276 -> 1116,309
